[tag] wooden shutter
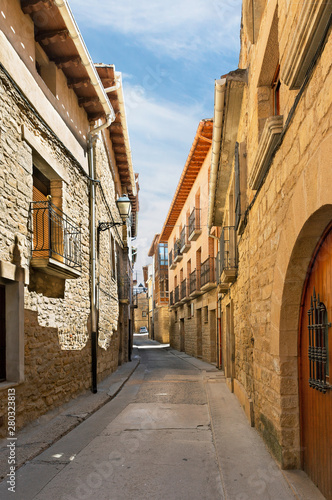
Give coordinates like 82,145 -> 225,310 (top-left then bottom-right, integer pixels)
32,185 -> 49,258
234,142 -> 241,231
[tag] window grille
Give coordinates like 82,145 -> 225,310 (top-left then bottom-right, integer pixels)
307,288 -> 330,393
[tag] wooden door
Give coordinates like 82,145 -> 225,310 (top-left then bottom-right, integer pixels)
300,226 -> 332,499
32,185 -> 49,258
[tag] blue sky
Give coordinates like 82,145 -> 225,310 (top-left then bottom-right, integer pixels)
69,0 -> 242,282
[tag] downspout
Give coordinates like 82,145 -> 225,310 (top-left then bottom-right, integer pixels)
87,114 -> 113,394
208,78 -> 226,231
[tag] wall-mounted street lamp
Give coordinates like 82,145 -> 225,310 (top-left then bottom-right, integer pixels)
98,194 -> 131,232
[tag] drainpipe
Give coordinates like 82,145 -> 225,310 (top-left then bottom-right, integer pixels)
87,114 -> 113,394
208,78 -> 226,231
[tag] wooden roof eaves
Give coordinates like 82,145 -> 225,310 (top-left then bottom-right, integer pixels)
159,118 -> 212,241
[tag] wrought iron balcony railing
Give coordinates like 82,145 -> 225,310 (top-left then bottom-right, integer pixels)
169,249 -> 173,267
174,285 -> 180,303
217,226 -> 238,291
174,239 -> 182,261
181,278 -> 187,300
30,200 -> 81,271
188,208 -> 201,240
189,269 -> 198,294
200,256 -> 215,288
170,290 -> 174,306
219,226 -> 237,273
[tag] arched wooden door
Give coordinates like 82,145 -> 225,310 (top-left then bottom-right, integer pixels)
300,225 -> 332,499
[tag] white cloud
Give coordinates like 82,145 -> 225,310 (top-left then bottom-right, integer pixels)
69,0 -> 242,60
121,82 -> 206,276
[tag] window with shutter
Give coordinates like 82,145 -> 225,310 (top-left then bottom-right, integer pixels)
234,142 -> 241,231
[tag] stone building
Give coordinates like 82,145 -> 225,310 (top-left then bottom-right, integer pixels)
148,234 -> 169,343
159,119 -> 218,364
208,0 -> 332,496
143,263 -> 154,337
133,287 -> 149,333
0,0 -> 138,436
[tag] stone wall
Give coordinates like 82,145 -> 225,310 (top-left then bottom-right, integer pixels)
153,305 -> 169,344
134,293 -> 149,332
170,290 -> 217,364
219,0 -> 332,468
0,65 -> 125,436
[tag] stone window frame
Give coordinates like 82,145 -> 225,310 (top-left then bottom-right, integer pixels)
243,0 -> 267,45
203,306 -> 209,324
281,0 -> 332,90
0,262 -> 27,389
22,125 -> 81,280
249,7 -> 284,191
109,232 -> 117,281
234,142 -> 248,235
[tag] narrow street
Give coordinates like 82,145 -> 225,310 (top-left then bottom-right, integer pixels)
0,337 -> 323,500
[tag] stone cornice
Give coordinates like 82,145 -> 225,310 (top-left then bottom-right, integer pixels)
249,115 -> 283,190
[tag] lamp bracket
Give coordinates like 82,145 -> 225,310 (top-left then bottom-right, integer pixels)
98,221 -> 123,232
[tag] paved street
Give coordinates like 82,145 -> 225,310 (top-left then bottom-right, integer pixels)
0,336 -> 324,500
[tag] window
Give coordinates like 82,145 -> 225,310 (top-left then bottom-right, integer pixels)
142,311 -> 147,318
0,274 -> 25,385
30,165 -> 81,280
110,233 -> 116,279
158,243 -> 168,267
234,142 -> 248,234
271,65 -> 281,116
204,306 -> 209,324
307,290 -> 330,393
281,0 -> 332,89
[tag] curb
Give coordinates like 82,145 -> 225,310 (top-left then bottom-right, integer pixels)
0,357 -> 140,480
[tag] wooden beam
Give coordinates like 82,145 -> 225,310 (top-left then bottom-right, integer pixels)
78,96 -> 99,107
53,56 -> 81,69
21,0 -> 53,14
67,78 -> 91,89
88,111 -> 106,122
36,29 -> 69,45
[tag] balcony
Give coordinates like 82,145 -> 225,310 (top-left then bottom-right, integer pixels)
30,200 -> 81,279
174,285 -> 180,304
157,272 -> 169,304
174,239 -> 183,264
200,256 -> 216,292
189,269 -> 201,297
218,226 -> 238,292
180,278 -> 189,303
180,226 -> 191,253
188,208 -> 201,241
169,249 -> 176,270
157,290 -> 169,304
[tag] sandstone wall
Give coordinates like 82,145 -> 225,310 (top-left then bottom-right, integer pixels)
0,65 -> 124,436
223,1 -> 332,467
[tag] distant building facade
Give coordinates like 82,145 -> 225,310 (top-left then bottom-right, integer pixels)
209,0 -> 332,496
159,119 -> 218,364
0,1 -> 138,435
133,287 -> 149,333
148,235 -> 169,343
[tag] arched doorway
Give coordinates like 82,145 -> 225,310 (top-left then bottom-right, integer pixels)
299,223 -> 332,499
